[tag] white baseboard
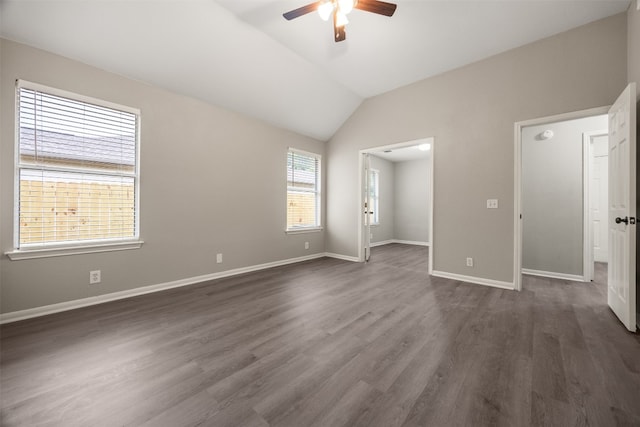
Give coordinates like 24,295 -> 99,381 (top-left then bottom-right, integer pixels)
431,270 -> 514,290
0,252 -> 328,325
370,239 -> 430,247
392,239 -> 430,247
370,240 -> 394,247
521,268 -> 585,282
324,252 -> 360,262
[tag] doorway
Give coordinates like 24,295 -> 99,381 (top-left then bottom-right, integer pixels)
586,130 -> 610,280
518,113 -> 608,284
516,85 -> 637,332
514,106 -> 610,291
358,138 -> 434,274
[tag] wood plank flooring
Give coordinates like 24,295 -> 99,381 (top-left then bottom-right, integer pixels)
1,244 -> 639,426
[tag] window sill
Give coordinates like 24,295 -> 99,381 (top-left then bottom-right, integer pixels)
5,240 -> 144,261
285,227 -> 323,235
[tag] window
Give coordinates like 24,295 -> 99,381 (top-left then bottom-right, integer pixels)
287,148 -> 321,231
12,81 -> 140,256
369,169 -> 380,225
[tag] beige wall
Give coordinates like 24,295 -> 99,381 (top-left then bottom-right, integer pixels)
394,158 -> 430,243
522,115 -> 608,276
326,14 -> 627,283
0,39 -> 325,314
369,155 -> 395,244
629,1 -> 640,98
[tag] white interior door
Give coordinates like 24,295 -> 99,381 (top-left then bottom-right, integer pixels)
363,153 -> 372,262
607,83 -> 637,331
590,134 -> 609,263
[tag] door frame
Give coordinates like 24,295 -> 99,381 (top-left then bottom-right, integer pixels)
513,106 -> 610,291
584,129 -> 609,282
358,137 -> 435,274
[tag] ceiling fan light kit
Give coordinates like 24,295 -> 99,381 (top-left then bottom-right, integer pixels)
283,0 -> 397,42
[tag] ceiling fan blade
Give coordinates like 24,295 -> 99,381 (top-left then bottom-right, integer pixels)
333,12 -> 346,42
283,2 -> 321,20
354,0 -> 397,17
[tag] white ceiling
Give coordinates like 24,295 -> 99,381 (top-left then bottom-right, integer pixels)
371,138 -> 433,162
0,0 -> 630,141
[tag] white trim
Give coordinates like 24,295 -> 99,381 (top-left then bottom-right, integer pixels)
324,252 -> 360,262
521,268 -> 585,282
514,121 -> 522,291
583,131 -> 591,282
284,227 -> 323,235
5,240 -> 144,260
392,239 -> 430,246
362,152 -> 371,262
287,146 -> 321,159
17,79 -> 140,115
513,106 -> 610,292
13,80 -> 142,252
286,147 -> 322,232
13,83 -> 20,251
369,168 -> 380,225
371,239 -> 430,247
0,252 -> 328,324
428,139 -> 434,274
583,129 -> 609,281
370,240 -> 394,247
431,270 -> 514,290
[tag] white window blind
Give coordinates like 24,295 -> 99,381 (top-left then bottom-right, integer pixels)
287,149 -> 321,230
16,82 -> 140,248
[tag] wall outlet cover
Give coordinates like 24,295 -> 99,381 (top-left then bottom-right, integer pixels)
89,270 -> 101,284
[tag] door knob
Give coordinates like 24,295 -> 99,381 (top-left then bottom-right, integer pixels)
615,216 -> 629,225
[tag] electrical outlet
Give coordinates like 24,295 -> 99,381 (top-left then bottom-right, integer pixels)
304,241 -> 309,250
89,270 -> 101,284
486,199 -> 498,209
466,257 -> 473,267
216,253 -> 223,263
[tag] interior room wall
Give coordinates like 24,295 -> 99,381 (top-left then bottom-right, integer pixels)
629,0 -> 640,99
326,14 -> 627,285
521,115 -> 608,277
0,39 -> 326,315
394,158 -> 430,244
369,155 -> 395,244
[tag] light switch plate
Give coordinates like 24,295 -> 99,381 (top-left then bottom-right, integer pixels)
487,199 -> 498,209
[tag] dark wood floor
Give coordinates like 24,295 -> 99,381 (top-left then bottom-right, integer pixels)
1,244 -> 639,426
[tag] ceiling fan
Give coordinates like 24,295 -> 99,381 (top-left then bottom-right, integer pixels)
283,0 -> 397,42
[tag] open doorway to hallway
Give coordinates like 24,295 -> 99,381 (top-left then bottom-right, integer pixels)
520,114 -> 608,284
515,85 -> 637,332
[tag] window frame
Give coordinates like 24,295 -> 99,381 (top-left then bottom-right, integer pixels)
7,80 -> 143,260
285,147 -> 322,234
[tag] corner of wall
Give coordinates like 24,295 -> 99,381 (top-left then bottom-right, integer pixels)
629,0 -> 640,99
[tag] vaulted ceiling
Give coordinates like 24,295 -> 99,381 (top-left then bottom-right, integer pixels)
0,0 -> 631,141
